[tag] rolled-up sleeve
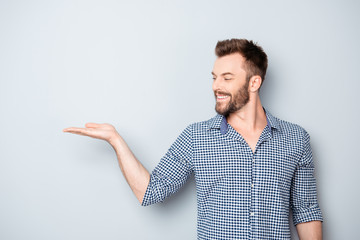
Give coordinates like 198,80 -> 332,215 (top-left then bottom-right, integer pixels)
290,130 -> 323,225
142,125 -> 193,206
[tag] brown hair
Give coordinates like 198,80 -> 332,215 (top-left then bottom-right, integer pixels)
215,38 -> 268,84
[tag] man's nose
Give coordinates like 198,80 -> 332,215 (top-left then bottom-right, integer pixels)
212,77 -> 223,92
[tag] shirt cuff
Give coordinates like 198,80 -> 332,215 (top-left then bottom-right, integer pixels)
293,204 -> 323,225
141,175 -> 154,206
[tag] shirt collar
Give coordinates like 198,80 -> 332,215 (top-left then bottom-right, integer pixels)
208,108 -> 280,135
264,108 -> 280,131
207,114 -> 224,131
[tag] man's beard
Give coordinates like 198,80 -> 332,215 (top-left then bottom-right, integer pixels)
214,81 -> 250,117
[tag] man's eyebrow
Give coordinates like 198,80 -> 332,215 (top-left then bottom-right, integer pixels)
221,72 -> 234,76
211,72 -> 234,76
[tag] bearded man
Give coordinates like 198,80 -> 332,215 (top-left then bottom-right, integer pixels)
64,38 -> 323,239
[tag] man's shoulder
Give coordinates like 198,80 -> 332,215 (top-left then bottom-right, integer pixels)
267,111 -> 309,139
185,115 -> 223,132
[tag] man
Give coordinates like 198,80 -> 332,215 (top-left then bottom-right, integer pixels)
63,39 -> 323,239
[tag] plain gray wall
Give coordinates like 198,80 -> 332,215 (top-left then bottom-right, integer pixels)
1,0 -> 359,239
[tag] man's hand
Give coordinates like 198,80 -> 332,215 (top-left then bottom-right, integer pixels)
63,123 -> 120,146
63,123 -> 150,204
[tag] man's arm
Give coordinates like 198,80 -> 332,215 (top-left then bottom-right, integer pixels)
63,123 -> 150,204
291,129 -> 323,239
296,220 -> 322,240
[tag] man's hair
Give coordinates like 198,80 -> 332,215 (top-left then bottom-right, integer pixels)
215,38 -> 268,84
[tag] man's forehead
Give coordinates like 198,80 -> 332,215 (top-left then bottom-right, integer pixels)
212,53 -> 246,75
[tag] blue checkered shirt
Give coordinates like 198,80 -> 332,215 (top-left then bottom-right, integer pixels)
142,109 -> 323,239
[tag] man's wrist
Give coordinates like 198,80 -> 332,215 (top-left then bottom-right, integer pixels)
109,133 -> 123,150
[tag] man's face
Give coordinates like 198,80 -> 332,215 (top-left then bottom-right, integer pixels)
212,53 -> 249,116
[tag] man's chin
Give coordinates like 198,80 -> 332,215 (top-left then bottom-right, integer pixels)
215,106 -> 229,116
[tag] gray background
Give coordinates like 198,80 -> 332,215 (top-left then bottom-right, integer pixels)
0,0 -> 359,239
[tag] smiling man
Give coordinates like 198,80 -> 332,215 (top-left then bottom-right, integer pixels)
63,39 -> 323,239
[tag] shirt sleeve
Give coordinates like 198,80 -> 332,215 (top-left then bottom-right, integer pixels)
290,129 -> 323,225
141,124 -> 193,206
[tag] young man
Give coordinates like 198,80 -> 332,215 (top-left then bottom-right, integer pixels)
64,39 -> 323,239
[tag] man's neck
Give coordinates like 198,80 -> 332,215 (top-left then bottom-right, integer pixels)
226,95 -> 267,132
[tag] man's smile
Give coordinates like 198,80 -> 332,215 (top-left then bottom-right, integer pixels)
216,94 -> 230,101
215,91 -> 231,102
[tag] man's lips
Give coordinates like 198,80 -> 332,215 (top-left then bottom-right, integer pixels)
215,91 -> 231,101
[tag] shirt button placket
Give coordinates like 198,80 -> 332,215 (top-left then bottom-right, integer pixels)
249,154 -> 256,238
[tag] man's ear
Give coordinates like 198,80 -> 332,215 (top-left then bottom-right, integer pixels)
248,75 -> 262,92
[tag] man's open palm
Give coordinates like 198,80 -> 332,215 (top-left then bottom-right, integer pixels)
63,123 -> 119,143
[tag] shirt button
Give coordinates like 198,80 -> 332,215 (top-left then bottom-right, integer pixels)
251,183 -> 254,188
250,212 -> 254,216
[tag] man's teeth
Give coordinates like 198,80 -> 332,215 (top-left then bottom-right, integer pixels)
217,95 -> 229,99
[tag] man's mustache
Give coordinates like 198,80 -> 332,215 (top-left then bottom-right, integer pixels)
214,90 -> 231,96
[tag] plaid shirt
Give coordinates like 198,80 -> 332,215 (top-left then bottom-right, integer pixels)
142,109 -> 323,239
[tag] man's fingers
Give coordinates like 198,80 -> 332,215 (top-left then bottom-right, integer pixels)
63,126 -> 104,137
63,127 -> 73,132
63,123 -> 114,139
63,127 -> 96,136
63,127 -> 87,134
63,127 -> 80,132
85,122 -> 100,128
